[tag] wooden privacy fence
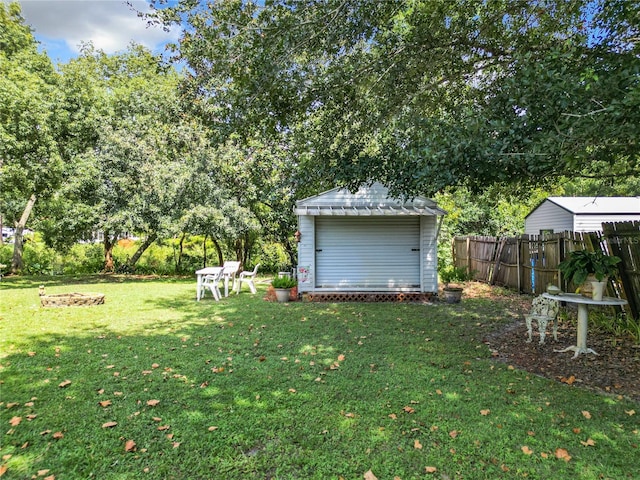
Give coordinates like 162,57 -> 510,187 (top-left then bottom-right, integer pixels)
452,221 -> 640,320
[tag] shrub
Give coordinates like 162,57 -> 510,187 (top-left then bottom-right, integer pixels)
271,276 -> 297,289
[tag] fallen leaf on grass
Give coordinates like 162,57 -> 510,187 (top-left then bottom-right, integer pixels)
102,422 -> 117,429
99,400 -> 112,408
208,426 -> 218,431
580,438 -> 595,447
521,446 -> 533,455
363,470 -> 377,480
555,448 -> 571,462
125,440 -> 136,452
449,430 -> 459,439
403,406 -> 415,414
58,380 -> 71,388
37,469 -> 50,476
52,432 -> 64,440
337,354 -> 346,362
0,465 -> 7,476
414,439 -> 423,450
625,409 -> 635,416
425,466 -> 437,473
9,417 -> 21,427
560,375 -> 576,385
388,413 -> 397,420
480,409 -> 490,416
146,399 -> 160,407
157,425 -> 170,431
581,410 -> 591,419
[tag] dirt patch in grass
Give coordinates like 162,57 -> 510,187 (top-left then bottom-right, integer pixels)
465,283 -> 640,403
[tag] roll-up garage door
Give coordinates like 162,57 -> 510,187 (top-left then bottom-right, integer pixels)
315,216 -> 420,289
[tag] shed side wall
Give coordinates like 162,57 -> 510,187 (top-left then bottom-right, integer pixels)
297,216 -> 315,292
421,215 -> 438,292
574,214 -> 640,232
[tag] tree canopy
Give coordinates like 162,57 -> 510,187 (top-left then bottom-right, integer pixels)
0,3 -> 64,271
148,0 -> 639,198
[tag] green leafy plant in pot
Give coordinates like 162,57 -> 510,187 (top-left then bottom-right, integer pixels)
557,249 -> 621,300
271,276 -> 298,302
439,265 -> 473,303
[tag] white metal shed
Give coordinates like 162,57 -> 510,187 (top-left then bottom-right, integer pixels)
524,197 -> 640,235
295,183 -> 446,295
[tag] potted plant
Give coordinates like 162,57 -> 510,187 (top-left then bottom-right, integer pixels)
271,276 -> 298,302
557,249 -> 621,300
439,265 -> 473,304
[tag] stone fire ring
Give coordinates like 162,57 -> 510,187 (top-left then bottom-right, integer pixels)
40,292 -> 105,307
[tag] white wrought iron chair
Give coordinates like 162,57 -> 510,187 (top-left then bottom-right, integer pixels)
201,269 -> 225,301
525,295 -> 560,344
235,264 -> 260,294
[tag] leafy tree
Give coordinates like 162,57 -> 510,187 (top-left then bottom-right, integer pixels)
45,44 -> 198,271
148,0 -> 639,198
0,2 -> 64,273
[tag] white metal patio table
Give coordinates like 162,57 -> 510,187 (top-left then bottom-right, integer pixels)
542,292 -> 627,359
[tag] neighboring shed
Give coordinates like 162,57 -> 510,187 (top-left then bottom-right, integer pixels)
294,183 -> 446,297
524,197 -> 640,235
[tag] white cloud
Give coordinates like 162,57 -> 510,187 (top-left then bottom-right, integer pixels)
8,0 -> 179,58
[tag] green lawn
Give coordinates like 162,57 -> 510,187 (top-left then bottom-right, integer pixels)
1,276 -> 638,479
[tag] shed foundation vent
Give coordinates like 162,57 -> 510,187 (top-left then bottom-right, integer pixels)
301,292 -> 434,303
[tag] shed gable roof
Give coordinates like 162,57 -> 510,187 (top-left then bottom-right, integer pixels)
295,182 -> 446,216
527,197 -> 640,218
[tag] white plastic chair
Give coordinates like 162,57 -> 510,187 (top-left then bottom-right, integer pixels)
201,269 -> 225,301
221,261 -> 241,296
235,264 -> 260,294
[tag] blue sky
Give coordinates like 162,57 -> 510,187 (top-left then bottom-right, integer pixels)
4,0 -> 179,65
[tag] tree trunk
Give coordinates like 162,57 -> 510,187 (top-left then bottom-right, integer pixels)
10,193 -> 36,274
124,232 -> 157,270
104,234 -> 116,273
173,233 -> 186,273
202,234 -> 207,268
212,237 -> 224,266
283,239 -> 297,269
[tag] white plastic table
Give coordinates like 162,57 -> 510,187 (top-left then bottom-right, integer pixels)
196,267 -> 223,301
542,292 -> 627,358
